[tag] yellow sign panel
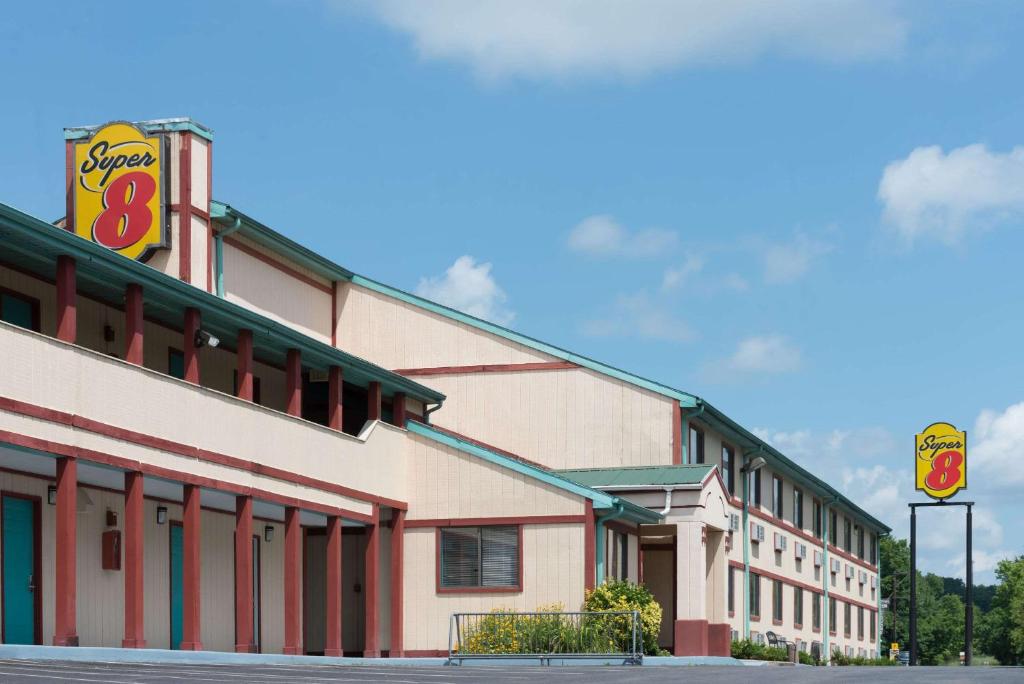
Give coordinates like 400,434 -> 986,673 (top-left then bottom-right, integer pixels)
73,122 -> 166,261
915,422 -> 967,500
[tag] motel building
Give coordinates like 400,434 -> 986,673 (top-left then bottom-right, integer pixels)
0,118 -> 889,660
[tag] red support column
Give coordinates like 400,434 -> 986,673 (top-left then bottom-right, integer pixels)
122,471 -> 145,648
328,366 -> 343,431
584,500 -> 596,591
125,284 -> 144,366
180,485 -> 203,650
367,382 -> 382,422
283,507 -> 302,655
286,349 -> 302,417
234,495 -> 254,653
183,308 -> 201,385
56,256 -> 77,344
237,329 -> 254,401
391,392 -> 407,428
364,504 -> 381,658
324,516 -> 343,657
672,403 -> 683,465
53,457 -> 78,646
389,509 -> 405,657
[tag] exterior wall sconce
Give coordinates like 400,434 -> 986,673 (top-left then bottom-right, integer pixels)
156,506 -> 168,525
264,525 -> 274,542
194,329 -> 220,349
47,485 -> 57,505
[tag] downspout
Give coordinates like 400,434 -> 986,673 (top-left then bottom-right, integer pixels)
742,454 -> 752,639
659,488 -> 674,516
214,216 -> 242,297
876,531 -> 882,659
680,404 -> 705,464
595,502 -> 626,587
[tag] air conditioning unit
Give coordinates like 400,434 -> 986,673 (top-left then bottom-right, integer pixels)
859,570 -> 868,585
774,533 -> 787,552
813,549 -> 824,567
870,576 -> 877,589
753,632 -> 764,645
750,522 -> 765,543
830,558 -> 841,573
730,513 -> 740,531
795,542 -> 807,560
846,564 -> 855,579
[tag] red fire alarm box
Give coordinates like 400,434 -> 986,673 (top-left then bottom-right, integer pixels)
102,530 -> 121,570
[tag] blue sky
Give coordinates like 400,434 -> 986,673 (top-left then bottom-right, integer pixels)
4,1 -> 1023,581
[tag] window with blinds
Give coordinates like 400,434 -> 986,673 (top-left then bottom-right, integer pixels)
440,526 -> 519,589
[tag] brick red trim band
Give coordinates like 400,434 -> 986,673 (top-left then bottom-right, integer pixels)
222,236 -> 333,295
735,559 -> 879,612
168,203 -> 211,222
0,395 -> 406,512
393,361 -> 578,377
405,514 -> 587,529
672,403 -> 682,465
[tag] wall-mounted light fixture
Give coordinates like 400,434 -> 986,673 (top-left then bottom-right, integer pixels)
193,329 -> 220,349
264,525 -> 274,543
47,485 -> 57,505
156,506 -> 168,525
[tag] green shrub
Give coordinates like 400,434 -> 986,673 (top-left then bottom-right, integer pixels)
730,638 -> 788,661
583,580 -> 663,656
798,650 -> 819,665
829,651 -> 896,666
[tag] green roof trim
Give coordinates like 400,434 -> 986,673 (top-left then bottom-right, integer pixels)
407,421 -> 661,524
211,201 -> 355,282
693,400 -> 892,533
64,117 -> 214,142
0,202 -> 443,405
557,465 -> 714,488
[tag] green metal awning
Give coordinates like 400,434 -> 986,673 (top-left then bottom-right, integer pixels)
557,465 -> 715,489
0,202 -> 445,405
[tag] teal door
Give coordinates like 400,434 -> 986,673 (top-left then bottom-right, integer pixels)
169,524 -> 184,649
2,496 -> 38,644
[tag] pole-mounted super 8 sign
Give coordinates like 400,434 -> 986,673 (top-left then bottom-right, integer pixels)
73,121 -> 167,262
915,422 -> 967,500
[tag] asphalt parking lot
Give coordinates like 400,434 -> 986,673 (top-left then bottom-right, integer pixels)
0,660 -> 1020,683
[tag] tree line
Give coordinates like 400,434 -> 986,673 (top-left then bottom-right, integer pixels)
881,536 -> 1024,665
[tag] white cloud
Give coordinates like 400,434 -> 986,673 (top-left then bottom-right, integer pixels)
568,215 -> 677,258
415,255 -> 515,325
718,334 -> 802,375
357,0 -> 907,81
879,144 -> 1024,244
762,233 -> 833,284
582,292 -> 693,343
661,254 -> 704,290
972,401 -> 1024,486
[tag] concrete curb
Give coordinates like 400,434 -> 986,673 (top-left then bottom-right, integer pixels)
0,645 -> 746,668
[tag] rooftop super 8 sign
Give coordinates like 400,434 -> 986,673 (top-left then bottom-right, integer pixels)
915,422 -> 967,500
73,122 -> 166,262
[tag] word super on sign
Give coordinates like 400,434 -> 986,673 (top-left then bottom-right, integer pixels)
73,122 -> 166,262
915,422 -> 967,500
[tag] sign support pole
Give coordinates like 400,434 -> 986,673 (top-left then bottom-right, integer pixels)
965,503 -> 973,666
909,505 -> 917,666
908,501 -> 974,667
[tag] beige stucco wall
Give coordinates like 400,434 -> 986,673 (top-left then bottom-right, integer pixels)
414,369 -> 676,471
402,524 -> 586,653
0,322 -> 409,514
223,236 -> 332,344
405,433 -> 585,520
336,283 -> 552,368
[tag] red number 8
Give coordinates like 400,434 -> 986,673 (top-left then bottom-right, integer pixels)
92,171 -> 156,249
924,450 -> 963,490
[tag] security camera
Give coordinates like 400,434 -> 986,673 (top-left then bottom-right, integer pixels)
194,329 -> 220,349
